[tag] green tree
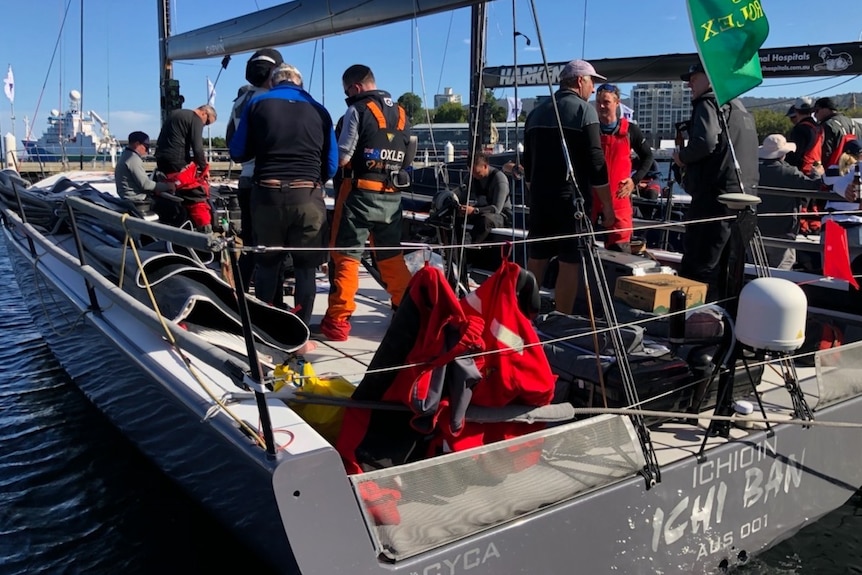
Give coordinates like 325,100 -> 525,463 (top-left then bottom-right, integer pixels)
752,109 -> 792,142
484,89 -> 507,122
397,92 -> 426,125
208,136 -> 227,148
433,102 -> 468,123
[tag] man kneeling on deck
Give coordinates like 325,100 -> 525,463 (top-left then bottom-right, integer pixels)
457,152 -> 512,245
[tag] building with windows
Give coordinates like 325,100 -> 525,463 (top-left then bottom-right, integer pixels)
631,82 -> 692,146
412,122 -> 526,162
434,87 -> 462,109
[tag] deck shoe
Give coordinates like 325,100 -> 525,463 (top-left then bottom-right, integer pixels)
313,317 -> 350,342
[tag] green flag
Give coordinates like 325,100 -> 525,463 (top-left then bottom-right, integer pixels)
686,0 -> 770,105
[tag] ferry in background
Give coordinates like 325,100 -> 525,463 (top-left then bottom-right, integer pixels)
22,90 -> 118,163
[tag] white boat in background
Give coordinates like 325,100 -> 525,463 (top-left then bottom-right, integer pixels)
22,90 -> 118,163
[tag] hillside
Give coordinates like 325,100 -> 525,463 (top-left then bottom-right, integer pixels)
740,92 -> 861,113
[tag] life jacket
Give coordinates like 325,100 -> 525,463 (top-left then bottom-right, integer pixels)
344,90 -> 409,192
451,260 -> 556,456
826,133 -> 860,170
599,117 -> 633,192
336,265 -> 486,475
795,117 -> 823,174
824,113 -> 861,168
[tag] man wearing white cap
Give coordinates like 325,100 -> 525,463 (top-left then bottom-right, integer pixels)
523,59 -> 613,314
757,134 -> 822,270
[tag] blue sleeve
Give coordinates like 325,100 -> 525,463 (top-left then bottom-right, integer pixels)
229,102 -> 251,163
326,124 -> 338,180
310,97 -> 338,181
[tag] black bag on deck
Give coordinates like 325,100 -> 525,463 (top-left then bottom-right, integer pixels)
535,312 -> 694,425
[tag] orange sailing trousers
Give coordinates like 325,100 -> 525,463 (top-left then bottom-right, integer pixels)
324,182 -> 412,333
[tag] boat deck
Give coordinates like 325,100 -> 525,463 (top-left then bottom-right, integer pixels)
296,266 -> 823,469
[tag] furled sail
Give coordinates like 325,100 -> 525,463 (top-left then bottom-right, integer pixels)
166,0 -> 486,61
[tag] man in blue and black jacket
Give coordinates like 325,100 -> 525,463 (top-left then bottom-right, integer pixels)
229,63 -> 338,325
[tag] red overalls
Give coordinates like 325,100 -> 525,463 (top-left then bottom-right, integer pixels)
593,117 -> 633,250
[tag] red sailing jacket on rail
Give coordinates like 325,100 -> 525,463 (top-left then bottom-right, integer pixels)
336,264 -> 485,475
452,259 -> 557,453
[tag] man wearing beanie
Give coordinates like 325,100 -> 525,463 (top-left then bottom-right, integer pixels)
226,48 -> 284,292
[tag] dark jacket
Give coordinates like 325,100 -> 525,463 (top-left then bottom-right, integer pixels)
229,83 -> 338,183
785,116 -> 823,173
154,109 -> 206,174
678,90 -> 759,218
523,89 -> 608,209
460,166 -> 512,222
757,158 -> 822,238
821,111 -> 862,167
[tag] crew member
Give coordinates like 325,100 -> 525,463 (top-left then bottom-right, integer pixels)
229,63 -> 337,326
594,82 -> 654,252
458,151 -> 512,244
523,58 -> 613,314
814,97 -> 862,169
785,97 -> 823,176
672,62 -> 759,299
154,104 -> 217,231
757,134 -> 822,270
319,64 -> 416,341
226,48 -> 284,292
115,130 -> 175,204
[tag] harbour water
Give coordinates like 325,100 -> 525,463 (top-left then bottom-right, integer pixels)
0,236 -> 860,574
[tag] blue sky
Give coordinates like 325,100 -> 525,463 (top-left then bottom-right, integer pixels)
2,0 -> 861,144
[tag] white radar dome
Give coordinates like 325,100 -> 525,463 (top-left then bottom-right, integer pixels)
50,109 -> 60,117
69,89 -> 81,101
736,277 -> 807,352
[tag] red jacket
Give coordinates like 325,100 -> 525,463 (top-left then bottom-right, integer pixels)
452,260 -> 557,452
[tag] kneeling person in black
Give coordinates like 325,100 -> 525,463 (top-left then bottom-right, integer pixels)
458,151 -> 512,244
229,63 -> 338,325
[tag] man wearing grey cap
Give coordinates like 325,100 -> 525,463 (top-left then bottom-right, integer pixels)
523,58 -> 613,314
115,131 -> 176,203
785,97 -> 823,176
672,61 -> 758,298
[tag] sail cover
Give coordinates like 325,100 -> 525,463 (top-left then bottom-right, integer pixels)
166,0 -> 486,61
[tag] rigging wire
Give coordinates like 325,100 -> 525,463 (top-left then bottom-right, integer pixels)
434,10 -> 456,97
28,0 -> 74,144
527,0 -> 661,485
581,0 -> 588,58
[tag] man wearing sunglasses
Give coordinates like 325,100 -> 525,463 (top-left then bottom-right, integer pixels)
594,83 -> 654,253
319,64 -> 416,341
672,62 -> 758,298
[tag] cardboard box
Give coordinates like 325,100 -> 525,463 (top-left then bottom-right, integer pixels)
614,274 -> 708,314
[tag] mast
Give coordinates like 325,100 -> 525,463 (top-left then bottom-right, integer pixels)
78,0 -> 84,169
468,2 -> 487,160
157,0 -> 172,124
